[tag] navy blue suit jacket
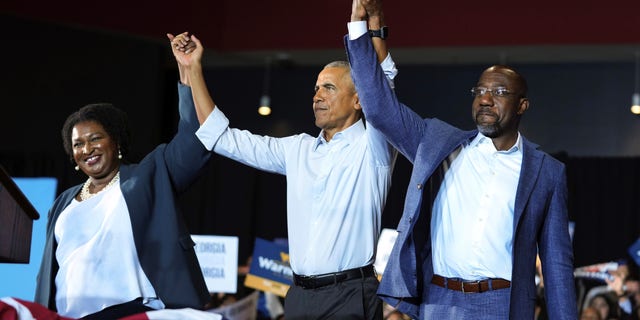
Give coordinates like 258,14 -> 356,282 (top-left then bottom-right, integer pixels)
35,83 -> 214,311
346,34 -> 577,319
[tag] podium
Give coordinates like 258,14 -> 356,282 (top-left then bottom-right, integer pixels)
0,165 -> 40,263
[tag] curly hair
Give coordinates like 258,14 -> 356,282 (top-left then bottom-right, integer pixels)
61,103 -> 131,162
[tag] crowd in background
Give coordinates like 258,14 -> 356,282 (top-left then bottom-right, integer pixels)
204,252 -> 640,320
539,257 -> 639,320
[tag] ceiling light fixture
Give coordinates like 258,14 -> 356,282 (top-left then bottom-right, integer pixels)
258,57 -> 272,116
630,51 -> 640,115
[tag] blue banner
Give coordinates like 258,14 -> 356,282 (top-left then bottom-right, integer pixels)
244,238 -> 292,297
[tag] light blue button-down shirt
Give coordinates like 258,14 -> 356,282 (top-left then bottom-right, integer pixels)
196,24 -> 398,275
198,111 -> 396,275
431,133 -> 523,281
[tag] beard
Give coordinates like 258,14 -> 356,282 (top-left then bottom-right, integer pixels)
477,123 -> 502,138
474,109 -> 502,138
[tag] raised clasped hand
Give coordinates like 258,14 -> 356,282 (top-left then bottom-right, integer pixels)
168,32 -> 196,54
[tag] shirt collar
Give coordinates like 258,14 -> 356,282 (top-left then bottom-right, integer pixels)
470,132 -> 522,154
314,119 -> 366,149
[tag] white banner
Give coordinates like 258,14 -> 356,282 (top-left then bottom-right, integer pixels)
191,235 -> 239,294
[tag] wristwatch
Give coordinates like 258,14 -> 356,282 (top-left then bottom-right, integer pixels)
368,26 -> 388,40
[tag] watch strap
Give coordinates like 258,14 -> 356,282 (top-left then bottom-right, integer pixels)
368,26 -> 388,40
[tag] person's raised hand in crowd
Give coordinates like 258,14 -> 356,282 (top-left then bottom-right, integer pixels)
605,264 -> 629,295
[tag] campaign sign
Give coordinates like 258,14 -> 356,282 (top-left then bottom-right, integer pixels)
192,234 -> 239,294
628,238 -> 640,266
573,261 -> 618,283
244,238 -> 292,297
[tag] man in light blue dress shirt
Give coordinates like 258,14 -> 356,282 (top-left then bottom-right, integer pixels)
174,8 -> 398,318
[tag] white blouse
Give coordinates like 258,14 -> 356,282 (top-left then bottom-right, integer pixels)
54,181 -> 164,318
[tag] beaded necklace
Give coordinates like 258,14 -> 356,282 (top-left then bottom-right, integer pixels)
79,171 -> 120,201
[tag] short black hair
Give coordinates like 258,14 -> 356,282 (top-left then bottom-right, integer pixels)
61,103 -> 131,162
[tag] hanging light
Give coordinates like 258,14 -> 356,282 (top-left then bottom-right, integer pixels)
631,51 -> 640,115
258,57 -> 272,116
632,94 -> 640,115
258,95 -> 271,116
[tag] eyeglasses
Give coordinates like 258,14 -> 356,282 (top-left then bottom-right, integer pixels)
470,87 -> 511,97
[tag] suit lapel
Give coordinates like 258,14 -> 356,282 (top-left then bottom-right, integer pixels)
513,138 -> 543,231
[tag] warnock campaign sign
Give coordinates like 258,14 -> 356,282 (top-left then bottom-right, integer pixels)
244,238 -> 292,297
192,235 -> 239,294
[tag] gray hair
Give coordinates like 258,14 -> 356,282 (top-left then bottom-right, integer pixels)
323,60 -> 350,70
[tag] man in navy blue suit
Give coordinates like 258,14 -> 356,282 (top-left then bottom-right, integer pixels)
345,1 -> 578,319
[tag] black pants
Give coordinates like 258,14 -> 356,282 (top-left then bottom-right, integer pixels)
81,298 -> 154,320
284,275 -> 382,320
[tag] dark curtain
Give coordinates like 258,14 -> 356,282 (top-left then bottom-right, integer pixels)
566,156 -> 640,269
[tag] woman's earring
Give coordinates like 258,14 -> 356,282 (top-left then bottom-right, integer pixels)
74,165 -> 79,171
118,150 -> 122,160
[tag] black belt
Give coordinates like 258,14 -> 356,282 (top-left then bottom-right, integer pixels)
293,265 -> 376,289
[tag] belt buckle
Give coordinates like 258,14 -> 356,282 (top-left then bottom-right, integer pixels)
307,277 -> 316,289
299,276 -> 317,289
461,280 -> 480,293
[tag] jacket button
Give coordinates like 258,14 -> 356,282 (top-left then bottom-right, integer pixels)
417,183 -> 423,189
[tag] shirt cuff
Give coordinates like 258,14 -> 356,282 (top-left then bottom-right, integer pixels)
196,107 -> 229,151
381,53 -> 398,82
347,21 -> 368,40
